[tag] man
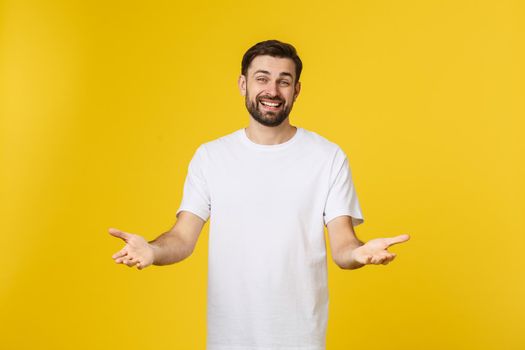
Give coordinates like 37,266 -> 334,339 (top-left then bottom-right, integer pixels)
109,39 -> 410,350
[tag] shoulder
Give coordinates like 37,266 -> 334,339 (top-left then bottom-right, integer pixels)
189,128 -> 242,162
300,127 -> 346,159
201,128 -> 240,150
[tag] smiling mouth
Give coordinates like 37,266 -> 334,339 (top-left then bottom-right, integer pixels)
259,100 -> 283,110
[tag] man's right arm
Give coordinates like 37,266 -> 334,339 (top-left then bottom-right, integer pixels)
149,211 -> 206,265
109,211 -> 206,269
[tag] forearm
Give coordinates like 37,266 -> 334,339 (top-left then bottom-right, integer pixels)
148,231 -> 193,266
338,240 -> 366,270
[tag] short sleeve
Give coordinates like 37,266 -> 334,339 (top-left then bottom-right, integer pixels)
176,144 -> 211,222
323,147 -> 364,227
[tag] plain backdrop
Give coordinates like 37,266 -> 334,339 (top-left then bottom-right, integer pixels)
1,0 -> 524,349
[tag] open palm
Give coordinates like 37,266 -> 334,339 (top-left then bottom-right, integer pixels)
351,234 -> 410,265
109,228 -> 155,270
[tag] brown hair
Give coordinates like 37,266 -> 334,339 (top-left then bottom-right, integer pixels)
241,40 -> 303,83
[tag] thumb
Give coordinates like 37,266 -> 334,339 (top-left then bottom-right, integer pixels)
108,227 -> 132,242
385,234 -> 410,247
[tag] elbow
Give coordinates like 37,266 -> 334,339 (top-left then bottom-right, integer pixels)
184,246 -> 196,260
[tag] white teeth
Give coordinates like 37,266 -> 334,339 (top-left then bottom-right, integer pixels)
260,101 -> 281,107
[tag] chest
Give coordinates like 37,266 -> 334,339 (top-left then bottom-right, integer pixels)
208,152 -> 330,220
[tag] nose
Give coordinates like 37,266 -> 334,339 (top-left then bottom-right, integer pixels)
265,81 -> 279,98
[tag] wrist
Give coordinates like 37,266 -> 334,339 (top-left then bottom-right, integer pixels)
148,242 -> 161,265
339,243 -> 365,270
347,249 -> 365,270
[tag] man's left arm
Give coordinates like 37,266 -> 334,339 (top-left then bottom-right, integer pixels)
326,215 -> 410,270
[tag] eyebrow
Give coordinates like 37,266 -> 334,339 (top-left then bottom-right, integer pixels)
252,69 -> 294,80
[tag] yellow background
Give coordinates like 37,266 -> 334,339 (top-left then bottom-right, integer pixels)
1,0 -> 524,349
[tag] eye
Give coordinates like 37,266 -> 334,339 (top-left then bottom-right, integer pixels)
280,81 -> 291,86
256,77 -> 268,83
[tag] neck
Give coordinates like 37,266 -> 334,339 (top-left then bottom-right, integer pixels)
244,120 -> 297,145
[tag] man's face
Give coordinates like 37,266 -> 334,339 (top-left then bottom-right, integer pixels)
239,55 -> 301,127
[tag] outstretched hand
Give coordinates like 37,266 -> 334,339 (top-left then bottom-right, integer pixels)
351,234 -> 410,266
109,228 -> 155,270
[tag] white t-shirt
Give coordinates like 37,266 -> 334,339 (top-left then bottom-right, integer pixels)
176,126 -> 364,350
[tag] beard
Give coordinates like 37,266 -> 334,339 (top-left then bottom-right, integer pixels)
244,92 -> 293,127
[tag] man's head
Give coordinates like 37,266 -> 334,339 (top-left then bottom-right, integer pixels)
238,40 -> 302,127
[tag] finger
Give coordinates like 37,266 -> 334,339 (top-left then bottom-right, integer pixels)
112,249 -> 128,259
373,253 -> 389,264
381,255 -> 393,265
136,260 -> 146,270
370,255 -> 381,264
385,234 -> 410,247
373,257 -> 382,264
382,254 -> 397,265
126,256 -> 140,267
128,260 -> 138,267
116,257 -> 129,264
119,255 -> 134,265
108,228 -> 132,242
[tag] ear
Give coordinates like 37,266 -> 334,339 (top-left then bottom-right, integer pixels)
293,81 -> 301,101
238,75 -> 247,96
